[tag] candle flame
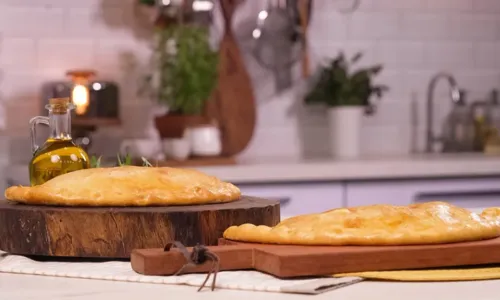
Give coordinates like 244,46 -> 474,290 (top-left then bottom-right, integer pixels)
72,84 -> 89,115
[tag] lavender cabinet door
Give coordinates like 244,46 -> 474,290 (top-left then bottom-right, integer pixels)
237,183 -> 344,219
346,177 -> 500,209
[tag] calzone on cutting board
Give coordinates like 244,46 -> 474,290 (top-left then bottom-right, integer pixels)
223,202 -> 500,245
5,166 -> 241,206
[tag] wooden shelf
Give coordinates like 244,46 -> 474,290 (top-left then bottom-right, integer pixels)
72,118 -> 121,127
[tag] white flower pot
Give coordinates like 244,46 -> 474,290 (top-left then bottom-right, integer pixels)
327,106 -> 364,159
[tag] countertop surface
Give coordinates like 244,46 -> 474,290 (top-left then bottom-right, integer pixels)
0,273 -> 496,300
195,153 -> 500,183
5,153 -> 500,185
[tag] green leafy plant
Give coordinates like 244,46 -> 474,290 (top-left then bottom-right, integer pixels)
140,25 -> 219,115
304,52 -> 388,112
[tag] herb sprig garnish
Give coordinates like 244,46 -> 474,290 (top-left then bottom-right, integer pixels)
90,155 -> 102,168
90,153 -> 154,168
117,153 -> 132,166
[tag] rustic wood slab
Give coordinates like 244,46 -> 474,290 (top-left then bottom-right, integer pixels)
131,237 -> 500,278
0,197 -> 279,259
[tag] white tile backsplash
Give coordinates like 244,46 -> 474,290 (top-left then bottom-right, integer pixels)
0,38 -> 37,68
422,42 -> 476,69
472,0 -> 500,13
349,12 -> 402,40
37,39 -> 95,69
0,6 -> 65,38
0,0 -> 500,163
449,14 -> 499,41
372,0 -> 428,12
426,0 -> 472,12
400,13 -> 452,41
373,41 -> 425,69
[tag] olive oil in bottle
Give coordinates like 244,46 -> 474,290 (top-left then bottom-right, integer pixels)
29,98 -> 90,186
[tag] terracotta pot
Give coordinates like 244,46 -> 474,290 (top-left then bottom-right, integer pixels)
154,114 -> 211,139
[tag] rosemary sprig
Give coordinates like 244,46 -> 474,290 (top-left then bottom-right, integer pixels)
90,155 -> 102,168
141,157 -> 153,167
117,153 -> 133,166
89,153 -> 154,168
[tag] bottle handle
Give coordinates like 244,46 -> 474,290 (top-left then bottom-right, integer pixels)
29,116 -> 49,154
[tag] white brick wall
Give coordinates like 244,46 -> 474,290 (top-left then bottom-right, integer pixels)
1,0 -> 500,164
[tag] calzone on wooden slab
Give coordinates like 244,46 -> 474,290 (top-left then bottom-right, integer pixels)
224,202 -> 500,246
5,166 -> 241,206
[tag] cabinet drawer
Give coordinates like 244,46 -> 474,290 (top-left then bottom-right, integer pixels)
346,177 -> 500,208
237,183 -> 344,219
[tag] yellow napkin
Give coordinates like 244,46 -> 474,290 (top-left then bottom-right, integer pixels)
334,265 -> 500,281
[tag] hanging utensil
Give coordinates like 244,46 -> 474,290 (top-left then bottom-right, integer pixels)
250,0 -> 312,92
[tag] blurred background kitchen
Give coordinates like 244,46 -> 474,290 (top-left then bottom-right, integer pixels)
2,0 -> 500,218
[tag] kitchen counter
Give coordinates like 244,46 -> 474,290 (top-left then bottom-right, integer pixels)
194,153 -> 500,183
0,272 -> 496,300
5,153 -> 500,185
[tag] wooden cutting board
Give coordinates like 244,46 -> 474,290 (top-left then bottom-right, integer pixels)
131,237 -> 500,278
204,0 -> 256,157
0,197 -> 279,258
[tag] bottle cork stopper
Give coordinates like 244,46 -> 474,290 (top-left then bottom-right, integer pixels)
49,97 -> 71,114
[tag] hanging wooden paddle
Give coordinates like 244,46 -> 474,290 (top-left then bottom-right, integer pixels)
298,0 -> 312,78
204,0 -> 256,157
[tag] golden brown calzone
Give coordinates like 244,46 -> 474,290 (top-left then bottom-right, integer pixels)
224,202 -> 500,245
5,166 -> 241,206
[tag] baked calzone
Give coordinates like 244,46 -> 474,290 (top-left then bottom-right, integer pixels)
5,166 -> 241,206
223,202 -> 500,245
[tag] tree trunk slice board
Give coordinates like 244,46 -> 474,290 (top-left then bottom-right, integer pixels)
0,197 -> 279,259
131,237 -> 500,278
204,0 -> 256,157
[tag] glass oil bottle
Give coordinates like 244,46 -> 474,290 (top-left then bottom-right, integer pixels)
29,97 -> 90,186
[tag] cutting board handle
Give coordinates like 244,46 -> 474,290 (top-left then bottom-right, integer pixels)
131,244 -> 255,276
219,0 -> 240,30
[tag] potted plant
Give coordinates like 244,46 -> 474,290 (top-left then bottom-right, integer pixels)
304,52 -> 388,158
141,24 -> 219,138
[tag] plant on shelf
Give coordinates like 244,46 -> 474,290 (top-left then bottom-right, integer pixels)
140,24 -> 219,138
138,0 -> 155,5
158,25 -> 219,115
304,52 -> 388,115
304,52 -> 389,159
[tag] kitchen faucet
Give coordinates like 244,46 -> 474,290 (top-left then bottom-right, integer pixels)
425,72 -> 461,153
